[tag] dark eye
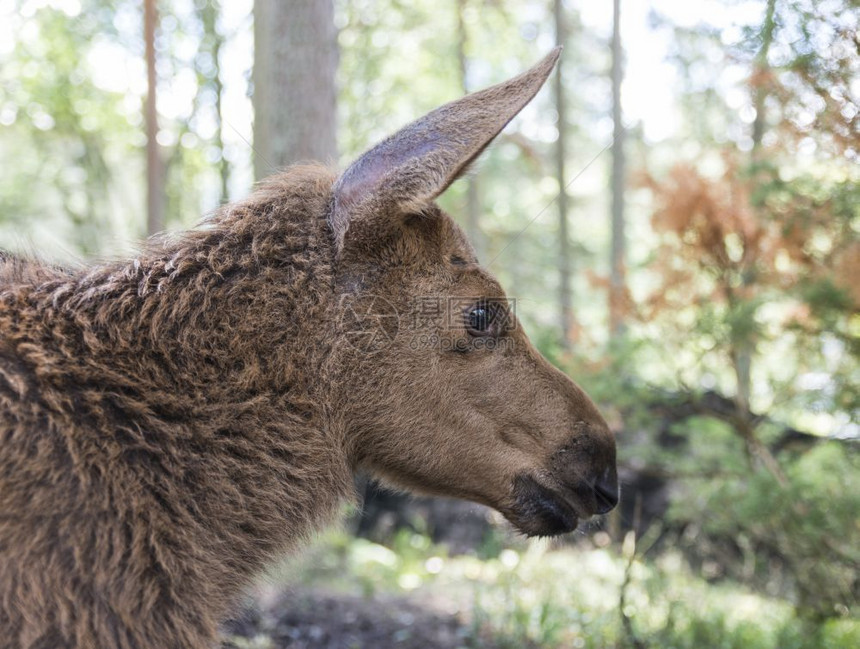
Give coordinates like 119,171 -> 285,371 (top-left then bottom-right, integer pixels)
465,302 -> 497,336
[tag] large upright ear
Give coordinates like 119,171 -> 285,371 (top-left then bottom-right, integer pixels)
330,48 -> 561,257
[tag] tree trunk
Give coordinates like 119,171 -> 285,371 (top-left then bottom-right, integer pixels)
200,1 -> 229,203
456,0 -> 484,261
144,0 -> 164,235
734,0 -> 776,414
751,0 -> 777,161
607,1 -> 627,535
555,0 -> 573,351
727,0 -> 783,485
609,0 -> 626,338
253,0 -> 338,181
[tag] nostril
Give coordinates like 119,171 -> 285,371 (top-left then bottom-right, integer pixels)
592,470 -> 619,515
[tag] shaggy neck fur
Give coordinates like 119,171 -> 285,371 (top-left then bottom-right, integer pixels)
0,166 -> 354,648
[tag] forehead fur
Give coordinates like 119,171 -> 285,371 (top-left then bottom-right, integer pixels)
401,206 -> 478,263
337,201 -> 479,273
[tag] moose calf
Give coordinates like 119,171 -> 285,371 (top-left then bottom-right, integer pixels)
0,49 -> 617,648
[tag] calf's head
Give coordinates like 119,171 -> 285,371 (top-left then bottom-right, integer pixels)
327,49 -> 617,536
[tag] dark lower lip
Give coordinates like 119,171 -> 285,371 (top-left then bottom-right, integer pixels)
509,475 -> 583,537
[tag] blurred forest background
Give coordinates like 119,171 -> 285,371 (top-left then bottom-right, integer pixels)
1,0 -> 858,647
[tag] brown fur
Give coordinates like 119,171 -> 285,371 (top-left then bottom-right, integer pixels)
0,50 -> 616,648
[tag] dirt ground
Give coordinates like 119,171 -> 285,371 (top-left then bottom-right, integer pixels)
220,587 -> 501,649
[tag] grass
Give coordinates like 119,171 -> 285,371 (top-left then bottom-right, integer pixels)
267,527 -> 860,649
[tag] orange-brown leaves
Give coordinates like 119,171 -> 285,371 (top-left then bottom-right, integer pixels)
646,160 -> 762,272
637,151 -> 858,329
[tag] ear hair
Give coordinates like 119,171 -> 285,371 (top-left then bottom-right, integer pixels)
330,48 -> 562,257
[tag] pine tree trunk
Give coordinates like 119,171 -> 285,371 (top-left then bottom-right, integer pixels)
732,0 -> 783,484
751,0 -> 777,160
555,0 -> 573,351
144,0 -> 164,235
609,0 -> 626,338
456,0 -> 484,261
734,0 -> 776,413
253,0 -> 337,180
200,1 -> 229,203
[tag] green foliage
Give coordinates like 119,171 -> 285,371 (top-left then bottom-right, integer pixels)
0,0 -> 248,257
280,530 -> 860,649
623,406 -> 860,619
0,1 -> 135,255
564,338 -> 859,622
